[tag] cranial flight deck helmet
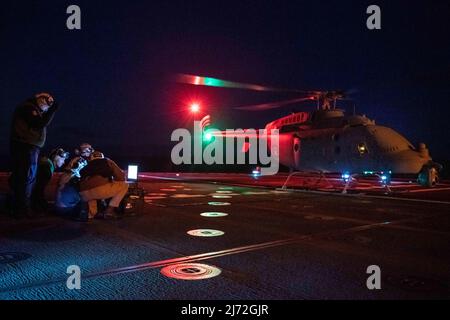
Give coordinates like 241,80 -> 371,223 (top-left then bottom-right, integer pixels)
75,143 -> 95,158
89,151 -> 105,161
49,148 -> 70,161
35,93 -> 54,111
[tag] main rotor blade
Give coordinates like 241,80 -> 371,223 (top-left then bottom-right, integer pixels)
234,97 -> 315,111
174,73 -> 307,93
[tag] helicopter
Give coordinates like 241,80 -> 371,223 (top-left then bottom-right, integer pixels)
175,74 -> 443,187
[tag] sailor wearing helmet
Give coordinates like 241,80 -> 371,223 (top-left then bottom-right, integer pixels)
9,93 -> 60,218
31,148 -> 69,213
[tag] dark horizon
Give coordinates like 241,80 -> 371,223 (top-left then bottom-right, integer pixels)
1,0 -> 449,169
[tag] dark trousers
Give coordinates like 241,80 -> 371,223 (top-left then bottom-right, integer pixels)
9,141 -> 40,215
31,174 -> 51,212
31,162 -> 53,212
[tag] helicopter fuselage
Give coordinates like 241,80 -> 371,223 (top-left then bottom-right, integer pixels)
267,109 -> 435,181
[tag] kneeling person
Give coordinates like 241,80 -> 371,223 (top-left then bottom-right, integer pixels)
55,157 -> 87,216
79,152 -> 128,220
31,148 -> 69,213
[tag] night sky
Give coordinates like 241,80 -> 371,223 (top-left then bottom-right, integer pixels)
1,0 -> 449,169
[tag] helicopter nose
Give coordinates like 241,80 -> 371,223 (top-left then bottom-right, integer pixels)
417,143 -> 431,158
384,149 -> 431,174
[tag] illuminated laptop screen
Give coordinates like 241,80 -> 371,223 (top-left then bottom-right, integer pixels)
127,165 -> 138,181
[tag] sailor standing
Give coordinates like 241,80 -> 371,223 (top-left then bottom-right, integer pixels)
9,93 -> 60,218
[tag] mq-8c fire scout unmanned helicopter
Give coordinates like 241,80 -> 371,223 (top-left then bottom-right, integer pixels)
177,74 -> 443,187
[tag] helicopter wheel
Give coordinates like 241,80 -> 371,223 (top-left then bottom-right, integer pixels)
430,168 -> 439,187
418,167 -> 439,188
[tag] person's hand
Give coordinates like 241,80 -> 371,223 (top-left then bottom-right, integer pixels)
46,95 -> 55,106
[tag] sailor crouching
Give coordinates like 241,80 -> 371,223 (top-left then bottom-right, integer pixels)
31,148 -> 69,214
78,151 -> 129,221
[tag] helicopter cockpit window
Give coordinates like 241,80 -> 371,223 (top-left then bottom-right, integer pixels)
357,143 -> 368,155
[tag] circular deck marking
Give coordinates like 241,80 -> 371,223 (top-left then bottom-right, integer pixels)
208,202 -> 231,206
242,191 -> 271,195
271,190 -> 289,194
125,203 -> 133,209
200,212 -> 229,218
218,187 -> 234,190
0,252 -> 32,265
187,229 -> 225,237
171,194 -> 205,198
212,195 -> 232,199
144,196 -> 166,200
160,263 -> 221,280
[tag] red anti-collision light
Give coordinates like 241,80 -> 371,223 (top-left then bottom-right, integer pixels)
191,103 -> 200,113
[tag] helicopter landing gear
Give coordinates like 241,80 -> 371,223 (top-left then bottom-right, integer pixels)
342,172 -> 392,195
341,174 -> 356,194
377,173 -> 392,194
418,162 -> 442,188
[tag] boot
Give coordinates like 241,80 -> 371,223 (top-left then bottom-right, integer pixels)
74,202 -> 90,222
103,206 -> 120,220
